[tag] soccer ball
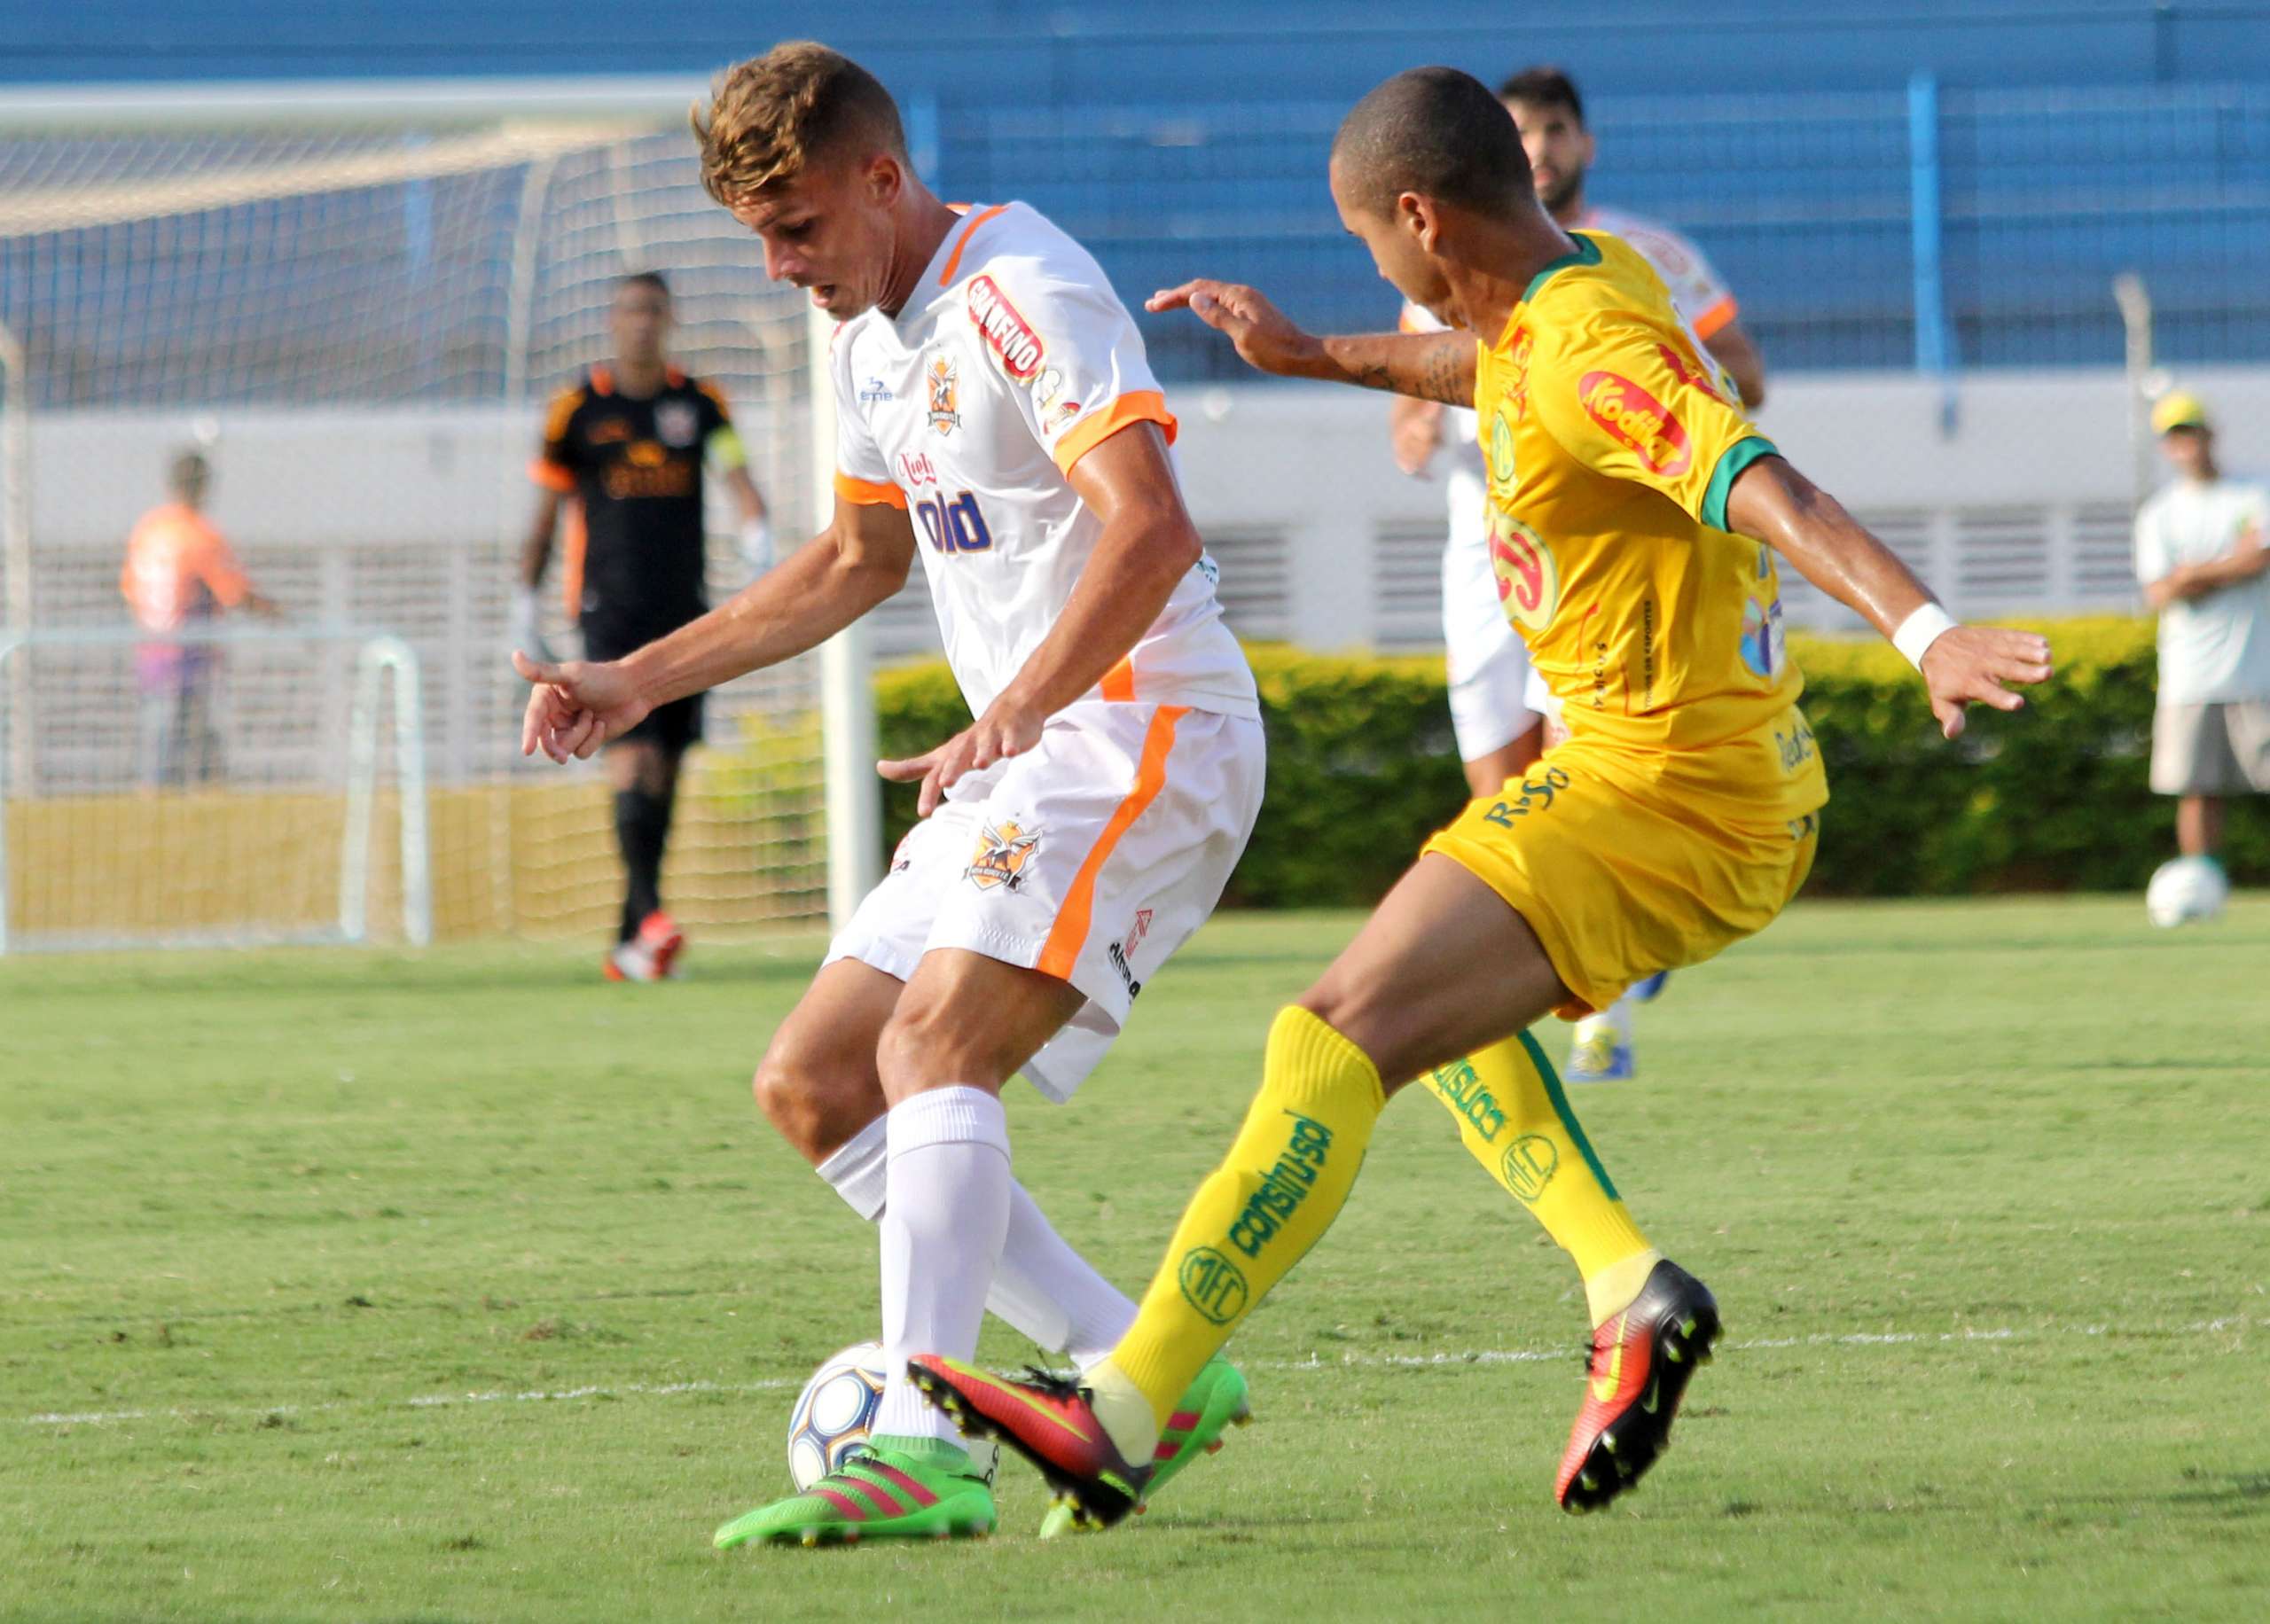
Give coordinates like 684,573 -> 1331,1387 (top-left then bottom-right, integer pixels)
2145,855 -> 2228,928
785,1340 -> 997,1491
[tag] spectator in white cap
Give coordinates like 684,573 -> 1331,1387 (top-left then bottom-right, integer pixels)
2133,390 -> 2270,878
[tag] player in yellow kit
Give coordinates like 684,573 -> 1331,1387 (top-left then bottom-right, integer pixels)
910,66 -> 2052,1525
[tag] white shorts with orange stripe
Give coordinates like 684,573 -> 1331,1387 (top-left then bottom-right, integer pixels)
823,699 -> 1265,1103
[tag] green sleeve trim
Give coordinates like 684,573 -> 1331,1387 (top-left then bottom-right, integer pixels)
1522,233 -> 1604,305
1522,1029 -> 1619,1202
1701,435 -> 1779,532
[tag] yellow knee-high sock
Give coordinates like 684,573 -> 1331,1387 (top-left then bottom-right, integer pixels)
1418,1032 -> 1661,1326
1092,1005 -> 1383,1457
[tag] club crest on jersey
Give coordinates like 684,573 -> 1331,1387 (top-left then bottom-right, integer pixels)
1488,508 -> 1560,633
1487,408 -> 1518,486
965,819 -> 1039,891
967,274 -> 1045,382
1578,371 -> 1692,476
926,356 -> 962,435
654,400 -> 700,448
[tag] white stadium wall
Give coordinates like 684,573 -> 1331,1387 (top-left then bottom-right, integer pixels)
28,366 -> 2270,670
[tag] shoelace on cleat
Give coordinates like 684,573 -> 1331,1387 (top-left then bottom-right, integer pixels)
1016,1363 -> 1090,1401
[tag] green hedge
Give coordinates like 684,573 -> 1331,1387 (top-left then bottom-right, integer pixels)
873,617 -> 2267,905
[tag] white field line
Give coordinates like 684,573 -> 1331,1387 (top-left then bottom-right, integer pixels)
13,1315 -> 2253,1430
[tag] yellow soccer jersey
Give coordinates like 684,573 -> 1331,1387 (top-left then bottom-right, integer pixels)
1475,230 -> 1827,824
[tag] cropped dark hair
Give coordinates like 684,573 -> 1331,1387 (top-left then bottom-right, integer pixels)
1332,66 -> 1534,217
1498,66 -> 1585,128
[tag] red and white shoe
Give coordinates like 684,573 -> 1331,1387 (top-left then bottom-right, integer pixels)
604,913 -> 685,982
635,910 -> 685,979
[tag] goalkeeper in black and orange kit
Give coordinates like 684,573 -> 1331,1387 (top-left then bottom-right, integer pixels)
520,271 -> 772,980
912,68 -> 2053,1524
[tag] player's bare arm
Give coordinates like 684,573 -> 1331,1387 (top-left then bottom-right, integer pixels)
2145,522 -> 2266,608
516,496 -> 914,762
1726,455 -> 2054,738
878,422 -> 1202,816
722,465 -> 768,525
519,488 -> 561,589
1703,320 -> 1766,410
1147,279 -> 1476,403
1389,394 -> 1445,476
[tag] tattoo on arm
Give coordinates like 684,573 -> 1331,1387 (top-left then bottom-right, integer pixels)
1327,332 -> 1475,404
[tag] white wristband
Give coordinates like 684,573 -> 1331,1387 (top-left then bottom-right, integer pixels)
1892,603 -> 1959,671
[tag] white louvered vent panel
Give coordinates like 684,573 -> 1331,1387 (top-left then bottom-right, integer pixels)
1205,527 -> 1293,643
1372,520 -> 1444,651
2070,501 -> 2143,603
1953,507 -> 2052,608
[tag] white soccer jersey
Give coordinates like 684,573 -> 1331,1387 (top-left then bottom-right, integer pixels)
831,201 -> 1258,721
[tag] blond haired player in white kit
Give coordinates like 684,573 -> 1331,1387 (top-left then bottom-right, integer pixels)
1388,65 -> 1769,1083
514,43 -> 1263,1548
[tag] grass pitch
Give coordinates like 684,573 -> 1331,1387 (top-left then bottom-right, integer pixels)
4,896 -> 2266,1621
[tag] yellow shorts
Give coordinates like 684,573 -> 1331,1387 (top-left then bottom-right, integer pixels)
1422,742 -> 1820,1019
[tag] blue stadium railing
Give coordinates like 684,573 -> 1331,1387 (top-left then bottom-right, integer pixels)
932,82 -> 2270,383
4,81 -> 2265,402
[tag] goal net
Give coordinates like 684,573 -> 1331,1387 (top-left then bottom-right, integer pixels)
0,84 -> 853,952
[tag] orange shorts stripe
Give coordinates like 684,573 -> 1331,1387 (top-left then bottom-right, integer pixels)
1100,655 -> 1136,702
1036,705 -> 1188,980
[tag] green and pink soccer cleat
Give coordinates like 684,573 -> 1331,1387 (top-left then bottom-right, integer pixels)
712,1438 -> 997,1549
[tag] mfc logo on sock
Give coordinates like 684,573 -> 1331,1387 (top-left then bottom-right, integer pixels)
1225,1112 -> 1334,1259
1499,1135 -> 1559,1204
1177,1246 -> 1249,1325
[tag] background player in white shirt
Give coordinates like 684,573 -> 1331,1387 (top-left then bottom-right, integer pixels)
1387,65 -> 1768,1082
514,43 -> 1264,1547
2133,390 -> 2270,877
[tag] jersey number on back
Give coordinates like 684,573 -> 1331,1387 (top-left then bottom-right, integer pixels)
914,489 -> 993,554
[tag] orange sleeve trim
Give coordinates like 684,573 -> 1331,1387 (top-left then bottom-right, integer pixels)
938,204 -> 1009,286
833,471 -> 908,510
1397,306 -> 1425,333
1690,294 -> 1739,341
1100,655 -> 1136,702
1051,389 -> 1178,475
1037,705 -> 1187,980
528,457 -> 575,493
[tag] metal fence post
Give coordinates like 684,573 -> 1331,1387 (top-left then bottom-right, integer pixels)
1907,73 -> 1958,435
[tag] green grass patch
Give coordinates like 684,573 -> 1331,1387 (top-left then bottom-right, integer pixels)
3,899 -> 2265,1620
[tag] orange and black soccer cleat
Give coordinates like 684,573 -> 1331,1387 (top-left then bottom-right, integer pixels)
909,1355 -> 1153,1530
1556,1258 -> 1721,1513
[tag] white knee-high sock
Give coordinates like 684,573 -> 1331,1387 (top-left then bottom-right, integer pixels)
871,1086 -> 1013,1443
817,1117 -> 1137,1370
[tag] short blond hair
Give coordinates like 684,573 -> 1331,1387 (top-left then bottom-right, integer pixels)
692,43 -> 907,206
